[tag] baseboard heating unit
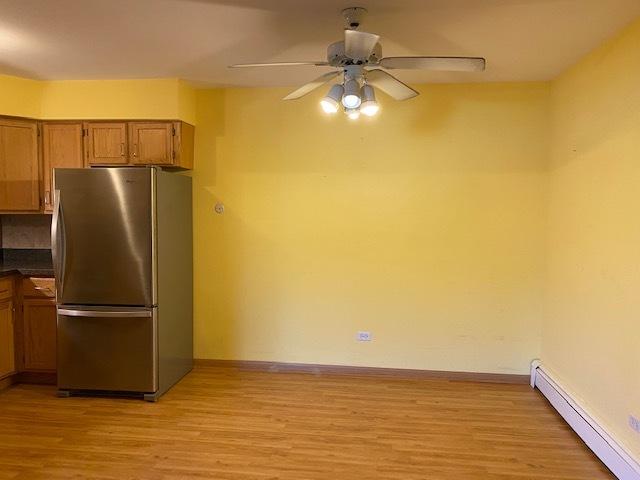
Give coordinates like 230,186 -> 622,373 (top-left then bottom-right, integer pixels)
530,360 -> 640,480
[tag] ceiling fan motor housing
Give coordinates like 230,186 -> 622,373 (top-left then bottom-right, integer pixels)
327,41 -> 382,67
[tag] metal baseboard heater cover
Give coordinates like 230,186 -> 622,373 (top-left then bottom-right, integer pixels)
530,360 -> 640,480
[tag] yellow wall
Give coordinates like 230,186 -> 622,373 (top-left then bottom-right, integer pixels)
177,79 -> 197,126
192,83 -> 549,374
40,78 -> 196,124
0,74 -> 43,118
545,17 -> 640,458
0,75 -> 196,124
1,15 -> 638,459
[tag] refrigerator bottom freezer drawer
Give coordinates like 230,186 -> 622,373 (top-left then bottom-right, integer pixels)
57,307 -> 157,393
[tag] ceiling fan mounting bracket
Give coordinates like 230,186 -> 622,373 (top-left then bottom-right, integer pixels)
342,7 -> 368,30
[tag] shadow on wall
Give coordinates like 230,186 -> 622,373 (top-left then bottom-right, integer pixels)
550,64 -> 640,169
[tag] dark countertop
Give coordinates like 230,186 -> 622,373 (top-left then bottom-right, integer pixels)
0,249 -> 54,277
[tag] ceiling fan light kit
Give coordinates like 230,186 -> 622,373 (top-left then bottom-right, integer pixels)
320,84 -> 344,113
230,7 -> 486,120
342,77 -> 362,109
346,107 -> 361,120
360,84 -> 379,117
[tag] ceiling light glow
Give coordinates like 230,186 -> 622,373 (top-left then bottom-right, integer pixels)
346,108 -> 360,120
341,78 -> 361,109
320,84 -> 344,114
360,84 -> 379,116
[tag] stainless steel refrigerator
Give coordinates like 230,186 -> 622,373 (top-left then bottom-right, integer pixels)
52,167 -> 193,401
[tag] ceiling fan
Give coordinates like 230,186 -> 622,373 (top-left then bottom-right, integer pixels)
230,7 -> 486,119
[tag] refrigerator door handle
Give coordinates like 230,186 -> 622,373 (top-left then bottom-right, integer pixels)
57,308 -> 153,318
51,189 -> 65,298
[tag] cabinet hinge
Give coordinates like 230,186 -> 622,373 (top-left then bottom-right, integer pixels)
83,128 -> 88,137
37,126 -> 41,137
172,126 -> 176,136
172,150 -> 176,160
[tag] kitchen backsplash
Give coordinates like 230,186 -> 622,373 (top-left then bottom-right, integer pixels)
0,214 -> 52,249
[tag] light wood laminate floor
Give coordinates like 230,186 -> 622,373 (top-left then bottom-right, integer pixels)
0,366 -> 614,479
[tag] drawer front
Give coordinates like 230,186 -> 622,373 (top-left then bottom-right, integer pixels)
23,277 -> 56,298
0,277 -> 14,300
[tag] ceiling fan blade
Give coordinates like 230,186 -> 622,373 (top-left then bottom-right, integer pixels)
365,69 -> 418,101
344,30 -> 380,60
379,56 -> 486,72
230,61 -> 329,68
283,71 -> 341,100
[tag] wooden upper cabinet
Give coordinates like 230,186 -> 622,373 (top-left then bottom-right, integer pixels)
172,122 -> 194,169
84,122 -> 128,165
0,119 -> 193,203
0,118 -> 39,211
42,123 -> 84,212
128,121 -> 194,168
129,122 -> 173,165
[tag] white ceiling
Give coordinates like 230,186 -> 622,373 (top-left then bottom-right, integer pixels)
0,0 -> 639,87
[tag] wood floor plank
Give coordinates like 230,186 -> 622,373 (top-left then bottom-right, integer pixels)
0,365 -> 614,479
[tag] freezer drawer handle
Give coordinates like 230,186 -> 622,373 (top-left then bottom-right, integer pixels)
57,309 -> 152,318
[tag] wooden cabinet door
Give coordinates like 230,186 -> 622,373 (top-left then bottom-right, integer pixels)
42,123 -> 83,212
172,122 -> 194,169
23,298 -> 57,371
0,299 -> 15,378
84,122 -> 128,165
128,122 -> 173,165
0,118 -> 39,211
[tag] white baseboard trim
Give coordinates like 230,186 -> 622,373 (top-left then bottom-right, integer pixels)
530,360 -> 640,480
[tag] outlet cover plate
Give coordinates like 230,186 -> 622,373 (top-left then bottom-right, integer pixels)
357,331 -> 372,342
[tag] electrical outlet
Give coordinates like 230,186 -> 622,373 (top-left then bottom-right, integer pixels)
629,415 -> 640,434
357,331 -> 372,342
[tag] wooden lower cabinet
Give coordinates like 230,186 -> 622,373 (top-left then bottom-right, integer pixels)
0,276 -> 57,384
22,297 -> 57,372
0,299 -> 16,378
